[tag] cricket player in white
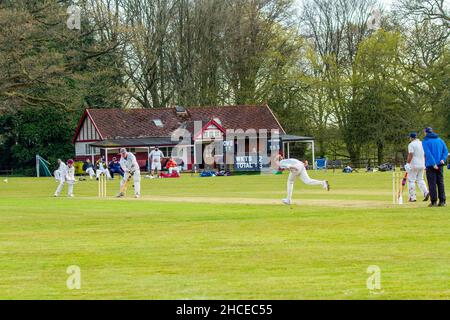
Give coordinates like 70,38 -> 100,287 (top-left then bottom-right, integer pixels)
96,157 -> 112,179
118,148 -> 141,198
54,159 -> 67,181
149,146 -> 164,177
405,132 -> 429,202
279,158 -> 330,205
54,159 -> 75,197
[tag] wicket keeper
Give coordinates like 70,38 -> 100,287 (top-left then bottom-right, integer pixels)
54,159 -> 75,197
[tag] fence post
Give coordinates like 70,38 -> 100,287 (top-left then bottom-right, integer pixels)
36,155 -> 40,177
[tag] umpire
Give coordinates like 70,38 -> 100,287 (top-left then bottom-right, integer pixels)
422,127 -> 448,207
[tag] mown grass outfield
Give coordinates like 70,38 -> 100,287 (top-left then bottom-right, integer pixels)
0,171 -> 449,299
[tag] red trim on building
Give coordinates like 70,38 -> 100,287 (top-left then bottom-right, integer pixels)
193,118 -> 226,140
72,109 -> 104,144
72,110 -> 88,144
264,104 -> 286,135
86,109 -> 104,140
75,139 -> 100,143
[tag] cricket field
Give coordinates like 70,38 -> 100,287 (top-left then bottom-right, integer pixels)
0,171 -> 449,299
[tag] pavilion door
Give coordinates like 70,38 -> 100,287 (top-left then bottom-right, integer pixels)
198,141 -> 224,170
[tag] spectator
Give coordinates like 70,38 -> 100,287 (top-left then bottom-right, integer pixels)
343,165 -> 353,173
304,160 -> 309,170
422,127 -> 448,207
108,157 -> 124,179
83,158 -> 95,179
166,157 -> 180,175
366,159 -> 373,172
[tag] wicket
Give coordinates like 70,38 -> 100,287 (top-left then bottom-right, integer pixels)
98,173 -> 107,198
392,171 -> 406,205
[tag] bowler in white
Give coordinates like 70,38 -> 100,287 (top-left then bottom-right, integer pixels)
278,158 -> 330,205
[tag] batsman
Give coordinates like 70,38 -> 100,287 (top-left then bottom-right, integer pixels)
405,132 -> 429,202
117,148 -> 141,198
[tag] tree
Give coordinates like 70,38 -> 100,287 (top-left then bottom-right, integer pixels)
393,0 -> 450,139
221,0 -> 295,104
169,0 -> 228,106
0,106 -> 75,174
299,0 -> 378,163
396,0 -> 450,26
352,30 -> 416,164
0,0 -> 123,111
0,0 -> 124,172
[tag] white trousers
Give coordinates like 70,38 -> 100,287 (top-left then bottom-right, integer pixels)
96,168 -> 111,179
55,178 -> 74,196
121,170 -> 141,195
407,167 -> 428,201
286,167 -> 325,201
86,167 -> 95,178
168,167 -> 180,174
54,170 -> 62,181
151,162 -> 162,171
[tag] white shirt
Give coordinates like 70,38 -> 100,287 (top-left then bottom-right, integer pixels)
408,139 -> 425,169
65,166 -> 75,181
149,150 -> 164,163
58,162 -> 67,171
97,161 -> 106,170
120,152 -> 140,172
279,158 -> 305,173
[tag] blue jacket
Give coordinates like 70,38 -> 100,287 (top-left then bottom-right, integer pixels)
422,133 -> 448,167
109,161 -> 122,172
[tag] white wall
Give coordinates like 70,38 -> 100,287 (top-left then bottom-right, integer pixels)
75,142 -> 99,157
76,116 -> 101,141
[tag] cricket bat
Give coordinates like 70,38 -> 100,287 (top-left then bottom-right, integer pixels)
120,172 -> 132,194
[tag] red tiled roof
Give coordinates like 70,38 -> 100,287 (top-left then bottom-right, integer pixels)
77,105 -> 285,141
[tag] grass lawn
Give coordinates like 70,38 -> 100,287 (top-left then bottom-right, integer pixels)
0,171 -> 449,299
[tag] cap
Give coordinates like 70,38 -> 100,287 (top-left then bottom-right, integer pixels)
120,148 -> 127,154
409,132 -> 417,139
425,127 -> 433,134
67,159 -> 74,165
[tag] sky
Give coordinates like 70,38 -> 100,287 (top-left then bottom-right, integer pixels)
295,0 -> 394,10
380,0 -> 393,9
